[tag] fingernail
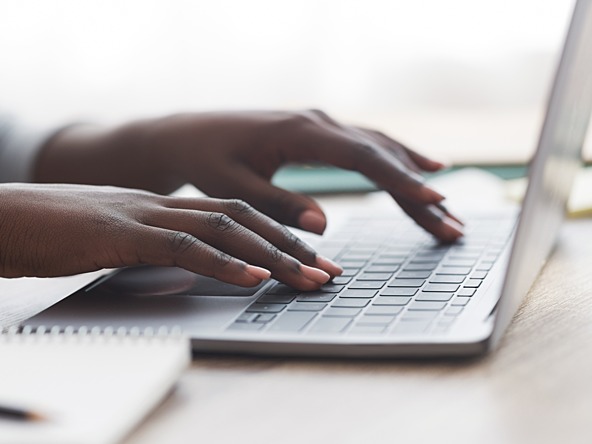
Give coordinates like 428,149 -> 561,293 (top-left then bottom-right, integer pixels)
435,202 -> 465,226
315,255 -> 343,276
298,210 -> 326,234
434,158 -> 452,169
300,264 -> 331,284
422,185 -> 445,202
443,216 -> 464,238
245,265 -> 272,280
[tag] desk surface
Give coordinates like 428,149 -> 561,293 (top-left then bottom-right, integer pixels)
3,202 -> 592,444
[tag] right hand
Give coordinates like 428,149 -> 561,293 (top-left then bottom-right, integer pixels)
35,110 -> 464,241
0,183 -> 342,290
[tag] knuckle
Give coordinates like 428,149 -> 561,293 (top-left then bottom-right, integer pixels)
265,243 -> 284,263
285,110 -> 315,128
206,212 -> 235,232
213,250 -> 233,268
306,108 -> 329,119
286,231 -> 304,252
350,142 -> 380,169
168,231 -> 198,254
223,199 -> 252,215
269,191 -> 295,214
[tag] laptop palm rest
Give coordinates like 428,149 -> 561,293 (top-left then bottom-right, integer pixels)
25,266 -> 265,332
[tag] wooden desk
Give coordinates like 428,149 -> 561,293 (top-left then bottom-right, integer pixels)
3,207 -> 592,444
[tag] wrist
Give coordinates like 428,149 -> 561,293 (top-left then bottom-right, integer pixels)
33,124 -> 111,184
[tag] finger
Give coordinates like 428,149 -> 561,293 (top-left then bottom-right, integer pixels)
351,127 -> 421,173
145,209 -> 331,290
404,147 -> 447,172
290,123 -> 445,204
131,226 -> 271,287
358,127 -> 446,172
161,197 -> 343,276
434,202 -> 465,226
214,167 -> 329,235
394,197 -> 464,243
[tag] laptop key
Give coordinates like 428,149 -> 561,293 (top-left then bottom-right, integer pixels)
442,260 -> 475,268
228,322 -> 264,331
470,271 -> 488,279
340,289 -> 378,298
296,293 -> 337,303
436,267 -> 472,275
341,252 -> 373,261
309,317 -> 352,334
268,312 -> 317,332
408,301 -> 447,311
457,288 -> 476,297
444,306 -> 464,316
365,305 -> 403,316
324,307 -> 362,317
422,283 -> 460,293
391,323 -> 428,335
372,259 -> 403,266
388,279 -> 425,288
349,325 -> 386,335
287,302 -> 327,312
401,311 -> 439,321
339,260 -> 366,268
341,268 -> 361,277
246,303 -> 287,313
348,280 -> 385,290
380,287 -> 417,297
257,294 -> 296,304
331,276 -> 352,285
397,270 -> 431,279
254,313 -> 276,323
331,298 -> 370,308
357,315 -> 395,326
320,284 -> 346,293
410,256 -> 442,264
476,262 -> 494,271
463,279 -> 482,288
415,292 -> 454,302
403,263 -> 438,271
429,275 -> 465,284
365,265 -> 399,273
266,284 -> 300,295
451,297 -> 470,306
373,296 -> 412,306
236,313 -> 258,323
414,251 -> 446,260
357,273 -> 393,281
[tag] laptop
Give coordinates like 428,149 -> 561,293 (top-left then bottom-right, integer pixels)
24,0 -> 592,357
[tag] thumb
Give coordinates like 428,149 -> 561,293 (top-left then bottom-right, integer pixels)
228,169 -> 327,234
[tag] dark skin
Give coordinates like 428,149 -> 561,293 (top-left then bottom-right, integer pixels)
0,110 -> 463,290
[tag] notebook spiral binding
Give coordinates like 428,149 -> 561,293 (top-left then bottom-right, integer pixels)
1,324 -> 185,339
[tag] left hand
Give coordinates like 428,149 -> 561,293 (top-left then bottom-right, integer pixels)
34,110 -> 463,241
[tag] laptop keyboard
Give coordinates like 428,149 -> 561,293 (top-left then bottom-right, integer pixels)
227,214 -> 516,336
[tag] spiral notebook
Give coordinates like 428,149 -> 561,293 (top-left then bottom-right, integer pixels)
0,328 -> 190,444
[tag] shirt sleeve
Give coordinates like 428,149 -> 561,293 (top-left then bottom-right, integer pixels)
0,115 -> 60,183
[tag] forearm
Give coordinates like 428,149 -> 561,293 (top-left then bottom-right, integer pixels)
33,120 -> 181,194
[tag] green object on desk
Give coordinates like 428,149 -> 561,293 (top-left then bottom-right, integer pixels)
272,164 -> 528,195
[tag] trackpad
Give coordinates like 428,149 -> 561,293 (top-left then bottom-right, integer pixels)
101,266 -> 266,297
25,266 -> 268,331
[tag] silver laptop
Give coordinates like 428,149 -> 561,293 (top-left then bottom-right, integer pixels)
24,0 -> 592,357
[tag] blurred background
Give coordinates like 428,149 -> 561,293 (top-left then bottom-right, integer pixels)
0,0 -> 585,164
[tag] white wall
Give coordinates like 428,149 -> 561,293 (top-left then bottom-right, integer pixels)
0,0 -> 576,162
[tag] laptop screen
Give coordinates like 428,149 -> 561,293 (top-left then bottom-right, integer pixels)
492,0 -> 592,345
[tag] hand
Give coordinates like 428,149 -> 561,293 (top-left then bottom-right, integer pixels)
35,110 -> 463,241
0,184 -> 342,289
